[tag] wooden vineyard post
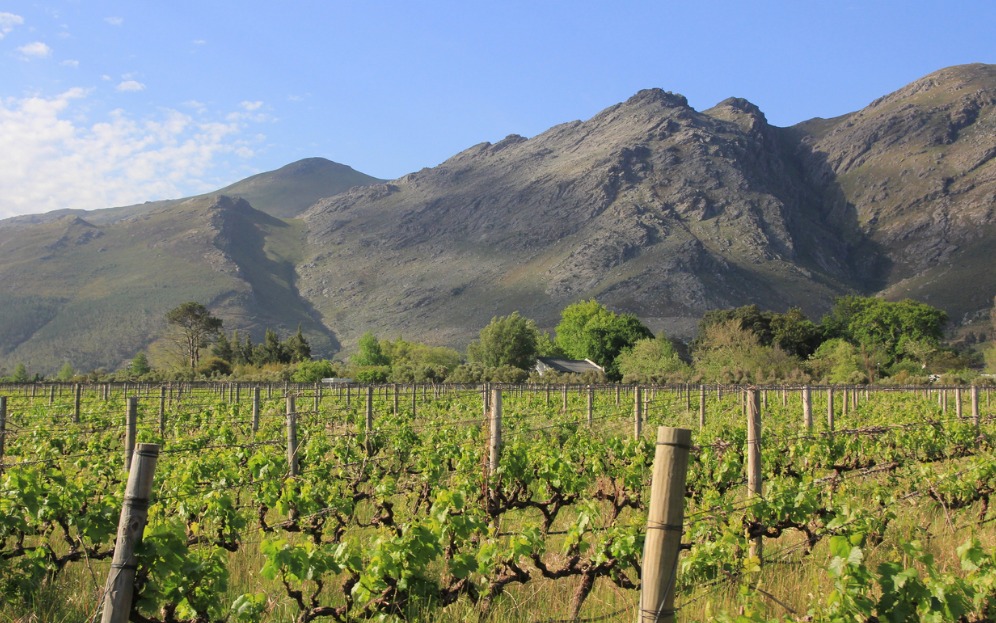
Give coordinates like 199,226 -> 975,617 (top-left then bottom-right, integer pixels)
639,426 -> 692,623
826,388 -> 835,432
74,383 -> 82,423
699,385 -> 706,429
101,443 -> 159,623
972,385 -> 980,434
586,385 -> 594,427
488,388 -> 502,477
365,387 -> 374,455
124,397 -> 137,472
955,387 -> 964,419
252,387 -> 260,434
393,384 -> 399,415
747,388 -> 763,564
0,396 -> 6,471
286,396 -> 298,478
158,386 -> 166,437
634,387 -> 643,440
803,385 -> 813,431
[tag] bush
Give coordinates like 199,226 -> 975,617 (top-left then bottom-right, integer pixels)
291,360 -> 339,383
196,356 -> 231,377
353,366 -> 391,384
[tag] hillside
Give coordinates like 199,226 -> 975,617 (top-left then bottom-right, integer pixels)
793,63 -> 996,324
0,64 -> 993,374
0,195 -> 337,373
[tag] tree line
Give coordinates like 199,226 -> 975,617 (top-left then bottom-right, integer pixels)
3,295 -> 993,385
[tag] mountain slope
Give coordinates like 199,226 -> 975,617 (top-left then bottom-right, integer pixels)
0,64 -> 993,374
296,89 -> 870,345
0,195 -> 336,373
793,63 -> 996,322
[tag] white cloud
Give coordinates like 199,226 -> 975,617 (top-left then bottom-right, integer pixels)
0,12 -> 23,38
61,59 -> 80,68
104,16 -> 123,26
0,89 -> 266,218
116,80 -> 146,92
17,41 -> 52,59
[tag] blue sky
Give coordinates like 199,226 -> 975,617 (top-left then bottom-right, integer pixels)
1,1 -> 993,218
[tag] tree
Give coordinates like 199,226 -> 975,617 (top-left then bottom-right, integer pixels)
616,335 -> 690,383
554,300 -> 652,378
821,296 -> 947,366
807,338 -> 866,384
165,302 -> 223,370
11,363 -> 29,383
697,305 -> 774,346
257,328 -> 290,365
769,307 -> 821,358
467,312 -> 541,370
56,361 -> 75,381
352,332 -> 389,366
693,320 -> 797,383
284,327 -> 311,363
130,352 -> 152,377
291,359 -> 338,383
211,332 -> 234,363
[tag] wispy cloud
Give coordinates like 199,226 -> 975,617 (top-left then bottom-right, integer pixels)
104,16 -> 123,26
17,41 -> 52,59
0,12 -> 23,38
116,80 -> 146,92
0,89 -> 266,218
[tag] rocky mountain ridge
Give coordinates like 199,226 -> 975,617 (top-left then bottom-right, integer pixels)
0,64 -> 993,373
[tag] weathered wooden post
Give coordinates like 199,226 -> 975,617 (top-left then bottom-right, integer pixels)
972,385 -> 980,434
586,385 -> 594,427
73,383 -> 82,423
0,396 -> 6,471
747,388 -> 762,563
803,385 -> 813,431
634,386 -> 643,439
158,386 -> 167,437
251,387 -> 260,433
698,385 -> 706,429
956,387 -> 964,419
365,386 -> 374,454
286,396 -> 298,478
639,426 -> 692,623
489,388 -> 502,477
101,443 -> 159,623
826,387 -> 835,431
124,397 -> 137,472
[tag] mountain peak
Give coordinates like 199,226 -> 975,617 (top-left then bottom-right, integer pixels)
624,88 -> 690,110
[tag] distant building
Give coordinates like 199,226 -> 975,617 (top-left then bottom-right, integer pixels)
534,357 -> 604,376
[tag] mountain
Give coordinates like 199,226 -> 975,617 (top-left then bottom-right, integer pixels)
0,158 -> 381,373
0,65 -> 993,374
792,63 -> 996,325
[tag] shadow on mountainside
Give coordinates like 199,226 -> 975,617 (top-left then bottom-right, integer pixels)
215,197 -> 341,357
